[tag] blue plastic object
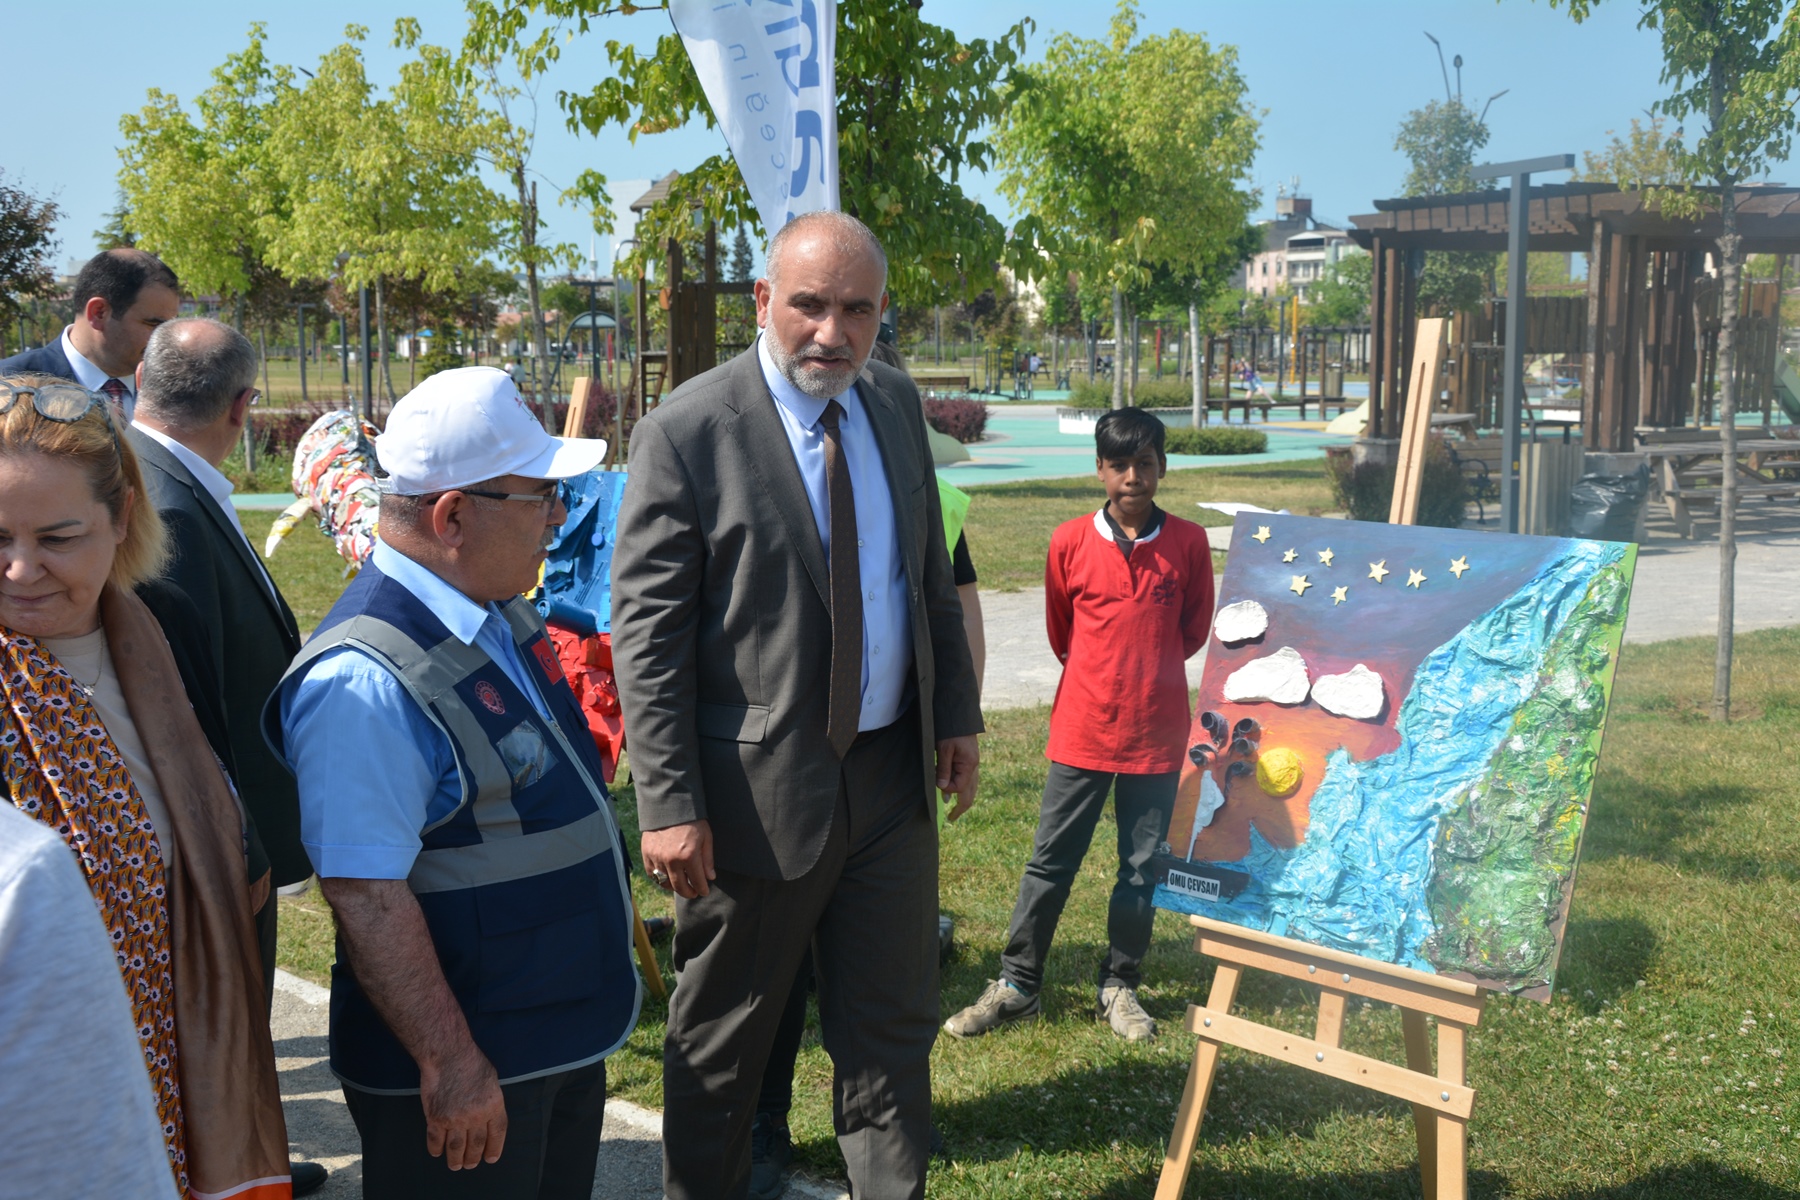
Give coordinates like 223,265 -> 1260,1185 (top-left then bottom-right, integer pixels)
536,470 -> 629,634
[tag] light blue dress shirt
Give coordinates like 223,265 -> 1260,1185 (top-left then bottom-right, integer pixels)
756,336 -> 913,730
278,541 -> 553,879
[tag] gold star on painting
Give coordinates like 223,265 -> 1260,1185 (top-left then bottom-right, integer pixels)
1290,574 -> 1313,596
1331,585 -> 1348,605
1318,548 -> 1336,567
1253,525 -> 1272,544
1407,568 -> 1427,589
1449,555 -> 1471,579
1282,548 -> 1298,563
1368,560 -> 1390,583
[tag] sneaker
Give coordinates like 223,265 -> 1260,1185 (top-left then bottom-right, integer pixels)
943,979 -> 1040,1039
1097,984 -> 1157,1042
749,1112 -> 793,1200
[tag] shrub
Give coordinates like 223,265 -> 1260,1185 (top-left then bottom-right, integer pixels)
924,397 -> 989,443
417,345 -> 466,383
1325,436 -> 1470,528
1163,426 -> 1267,456
1066,378 -> 1194,409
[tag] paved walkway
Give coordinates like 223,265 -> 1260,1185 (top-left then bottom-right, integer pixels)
272,499 -> 1799,1195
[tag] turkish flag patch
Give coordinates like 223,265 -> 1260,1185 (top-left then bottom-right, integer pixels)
530,638 -> 568,686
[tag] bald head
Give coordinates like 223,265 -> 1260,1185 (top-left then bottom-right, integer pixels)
138,318 -> 260,432
763,210 -> 887,293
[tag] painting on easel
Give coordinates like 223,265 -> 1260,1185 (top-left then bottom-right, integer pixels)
1155,514 -> 1636,1000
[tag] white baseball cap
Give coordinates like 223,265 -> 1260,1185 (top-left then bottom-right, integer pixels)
375,366 -> 607,495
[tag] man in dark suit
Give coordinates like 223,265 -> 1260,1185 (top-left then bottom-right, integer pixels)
126,318 -> 326,1196
1,249 -> 180,418
611,211 -> 983,1200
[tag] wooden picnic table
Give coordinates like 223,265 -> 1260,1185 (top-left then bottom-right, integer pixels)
1639,437 -> 1800,537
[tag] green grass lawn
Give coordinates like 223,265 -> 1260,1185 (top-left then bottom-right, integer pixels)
277,626 -> 1800,1197
964,461 -> 1337,591
265,464 -> 1798,1197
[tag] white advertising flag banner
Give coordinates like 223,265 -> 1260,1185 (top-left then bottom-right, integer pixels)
671,0 -> 839,235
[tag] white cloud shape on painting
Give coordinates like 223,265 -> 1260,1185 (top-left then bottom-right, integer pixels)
1223,646 -> 1311,705
1311,663 -> 1386,720
1212,599 -> 1269,645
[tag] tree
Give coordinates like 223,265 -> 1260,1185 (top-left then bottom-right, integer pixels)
469,0 -> 1033,307
994,0 -> 1259,407
263,26 -> 502,405
93,190 -> 137,250
1552,0 -> 1800,722
1395,96 -> 1497,315
117,25 -> 294,319
0,171 -> 60,333
1307,252 -> 1372,326
1581,114 -> 1686,186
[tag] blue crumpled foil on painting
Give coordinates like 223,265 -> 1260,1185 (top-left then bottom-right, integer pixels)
535,470 -> 628,635
1155,539 -> 1626,973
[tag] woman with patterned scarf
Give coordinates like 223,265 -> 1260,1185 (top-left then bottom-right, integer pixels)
0,375 -> 290,1199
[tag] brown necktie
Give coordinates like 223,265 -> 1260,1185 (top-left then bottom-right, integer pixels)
99,378 -> 129,411
820,399 -> 862,758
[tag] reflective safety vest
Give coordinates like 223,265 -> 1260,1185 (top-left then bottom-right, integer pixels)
266,561 -> 641,1093
938,477 -> 970,549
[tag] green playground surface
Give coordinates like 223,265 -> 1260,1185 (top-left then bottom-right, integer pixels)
937,406 -> 1351,488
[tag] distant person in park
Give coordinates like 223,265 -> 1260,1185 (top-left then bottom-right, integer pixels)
271,366 -> 639,1199
745,335 -> 985,1200
128,319 -> 327,1196
945,406 -> 1214,1043
1240,361 -> 1268,399
0,249 -> 181,419
612,210 -> 981,1200
0,801 -> 176,1196
0,371 -> 289,1196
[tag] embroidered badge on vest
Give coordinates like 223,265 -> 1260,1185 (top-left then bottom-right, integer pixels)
530,638 -> 567,686
475,680 -> 507,714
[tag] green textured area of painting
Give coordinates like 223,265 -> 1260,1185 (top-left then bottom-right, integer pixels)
1423,545 -> 1637,993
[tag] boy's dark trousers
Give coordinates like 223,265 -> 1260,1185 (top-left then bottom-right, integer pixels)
998,763 -> 1178,996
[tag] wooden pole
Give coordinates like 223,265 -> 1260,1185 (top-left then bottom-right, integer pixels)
1391,318 -> 1450,525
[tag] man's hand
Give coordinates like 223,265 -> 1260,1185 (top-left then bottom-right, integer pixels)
419,1044 -> 508,1170
935,735 -> 981,822
642,819 -> 716,899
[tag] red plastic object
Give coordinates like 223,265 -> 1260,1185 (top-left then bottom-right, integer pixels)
545,624 -> 625,782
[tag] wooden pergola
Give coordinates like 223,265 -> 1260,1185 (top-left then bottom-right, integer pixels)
1348,182 -> 1800,451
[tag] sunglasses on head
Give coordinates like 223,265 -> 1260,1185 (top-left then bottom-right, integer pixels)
0,382 -> 118,430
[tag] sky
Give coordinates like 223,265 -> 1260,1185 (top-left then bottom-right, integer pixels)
2,0 -> 1678,280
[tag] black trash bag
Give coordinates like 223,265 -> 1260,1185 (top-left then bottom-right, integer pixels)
1566,463 -> 1650,541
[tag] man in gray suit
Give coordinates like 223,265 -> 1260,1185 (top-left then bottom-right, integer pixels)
612,211 -> 982,1200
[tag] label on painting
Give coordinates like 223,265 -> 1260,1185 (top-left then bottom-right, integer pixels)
1166,869 -> 1222,902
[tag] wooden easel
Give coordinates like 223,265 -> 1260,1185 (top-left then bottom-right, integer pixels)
1155,916 -> 1485,1200
563,375 -> 594,437
1389,318 -> 1450,525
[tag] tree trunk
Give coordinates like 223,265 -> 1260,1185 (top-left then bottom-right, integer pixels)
517,172 -> 555,434
375,277 -> 398,409
1128,307 -> 1139,407
1713,181 -> 1740,721
1190,301 -> 1203,429
1110,285 -> 1125,410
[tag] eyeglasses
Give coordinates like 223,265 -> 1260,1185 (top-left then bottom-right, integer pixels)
0,382 -> 115,427
430,482 -> 569,511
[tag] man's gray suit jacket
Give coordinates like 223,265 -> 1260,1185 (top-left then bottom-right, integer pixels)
612,347 -> 983,881
125,427 -> 311,885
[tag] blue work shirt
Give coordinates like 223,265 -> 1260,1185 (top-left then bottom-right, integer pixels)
756,336 -> 913,730
278,540 -> 553,880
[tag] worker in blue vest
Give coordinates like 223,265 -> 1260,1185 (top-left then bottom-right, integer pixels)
267,367 -> 640,1199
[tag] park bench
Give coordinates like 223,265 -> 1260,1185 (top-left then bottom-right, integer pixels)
1445,436 -> 1504,524
1206,396 -> 1271,424
915,374 -> 972,396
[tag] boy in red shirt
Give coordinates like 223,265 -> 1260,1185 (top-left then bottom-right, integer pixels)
945,408 -> 1214,1042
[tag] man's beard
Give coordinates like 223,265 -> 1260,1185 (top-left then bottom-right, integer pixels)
767,336 -> 864,400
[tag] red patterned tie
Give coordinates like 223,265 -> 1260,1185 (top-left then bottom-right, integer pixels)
98,378 -> 129,411
820,400 -> 863,759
